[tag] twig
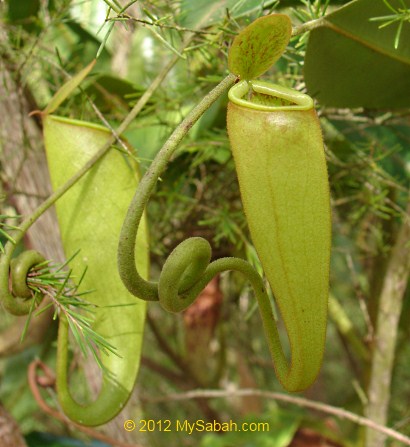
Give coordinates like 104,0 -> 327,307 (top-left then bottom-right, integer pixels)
28,359 -> 142,447
291,16 -> 327,36
111,15 -> 217,35
142,388 -> 410,446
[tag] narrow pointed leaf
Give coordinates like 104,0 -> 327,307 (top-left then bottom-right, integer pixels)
43,60 -> 96,115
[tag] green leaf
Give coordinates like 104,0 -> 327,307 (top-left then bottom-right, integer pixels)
43,60 -> 96,114
228,14 -> 292,80
43,115 -> 148,409
304,0 -> 410,108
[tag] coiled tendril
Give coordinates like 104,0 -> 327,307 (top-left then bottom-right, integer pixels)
0,241 -> 45,316
118,73 -> 313,392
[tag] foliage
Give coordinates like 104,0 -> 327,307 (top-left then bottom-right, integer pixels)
0,0 -> 409,446
304,0 -> 410,107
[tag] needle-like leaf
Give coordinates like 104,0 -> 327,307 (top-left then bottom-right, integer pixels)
25,255 -> 118,368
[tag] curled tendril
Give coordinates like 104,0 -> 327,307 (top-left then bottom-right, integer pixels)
0,245 -> 45,316
118,73 -> 314,392
119,200 -> 306,391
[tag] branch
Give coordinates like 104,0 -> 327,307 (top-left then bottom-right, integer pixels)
291,17 -> 327,36
143,388 -> 410,446
365,199 -> 410,447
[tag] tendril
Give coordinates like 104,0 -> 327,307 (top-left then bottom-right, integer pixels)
0,233 -> 45,315
118,73 -> 312,392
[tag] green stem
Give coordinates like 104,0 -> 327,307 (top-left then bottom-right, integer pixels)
117,73 -> 237,300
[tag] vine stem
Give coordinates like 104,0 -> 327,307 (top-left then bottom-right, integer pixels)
117,73 -> 237,299
143,388 -> 410,446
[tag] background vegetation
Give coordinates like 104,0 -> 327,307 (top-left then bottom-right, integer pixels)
0,0 -> 409,446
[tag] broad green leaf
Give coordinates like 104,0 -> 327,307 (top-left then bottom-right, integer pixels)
43,116 -> 148,415
304,0 -> 410,108
43,60 -> 96,115
228,14 -> 292,80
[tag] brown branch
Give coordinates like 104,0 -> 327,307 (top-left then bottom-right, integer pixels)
142,388 -> 410,446
365,199 -> 410,447
27,360 -> 143,447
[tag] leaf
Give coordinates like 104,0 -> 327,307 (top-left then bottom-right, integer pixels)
43,60 -> 96,114
228,14 -> 292,80
43,116 -> 148,413
304,0 -> 410,108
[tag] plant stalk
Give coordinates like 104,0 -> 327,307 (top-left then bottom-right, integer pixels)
365,199 -> 410,447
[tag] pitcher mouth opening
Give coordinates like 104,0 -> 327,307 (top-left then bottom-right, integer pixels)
228,80 -> 313,111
